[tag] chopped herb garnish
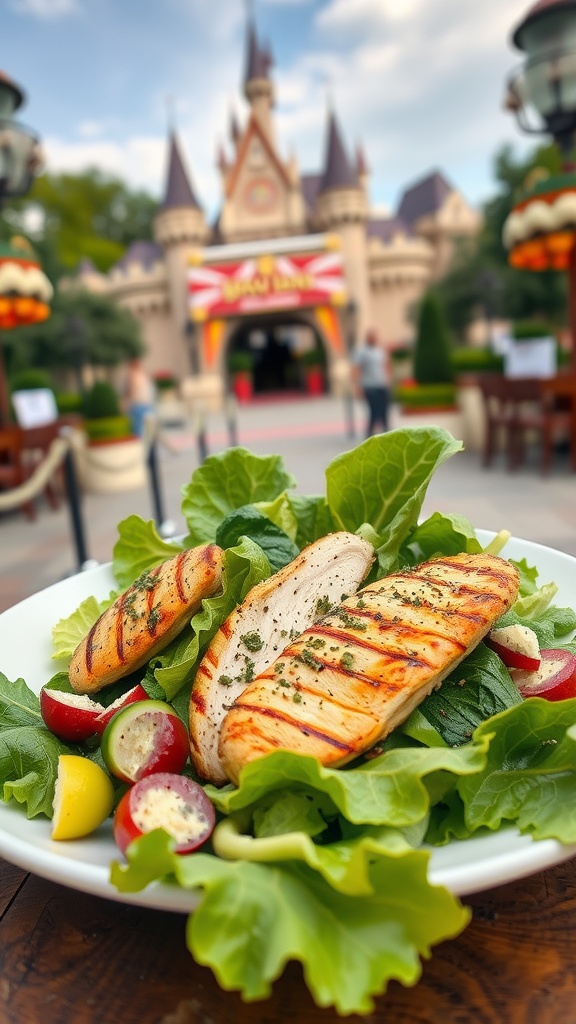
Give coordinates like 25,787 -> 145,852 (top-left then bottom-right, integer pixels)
315,596 -> 332,615
340,651 -> 355,670
240,631 -> 264,652
218,675 -> 233,687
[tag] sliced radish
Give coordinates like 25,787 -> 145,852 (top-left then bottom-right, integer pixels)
113,772 -> 215,855
40,688 -> 105,742
511,648 -> 576,701
486,624 -> 541,671
94,683 -> 149,735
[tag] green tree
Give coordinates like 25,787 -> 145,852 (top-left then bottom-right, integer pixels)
435,142 -> 568,340
3,288 -> 145,383
413,292 -> 453,384
1,168 -> 156,278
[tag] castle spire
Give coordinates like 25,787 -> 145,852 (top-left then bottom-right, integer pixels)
318,108 -> 358,194
244,16 -> 272,88
161,130 -> 201,210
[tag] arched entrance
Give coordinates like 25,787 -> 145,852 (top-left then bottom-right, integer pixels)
226,311 -> 327,395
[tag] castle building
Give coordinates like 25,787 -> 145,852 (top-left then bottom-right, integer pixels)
75,19 -> 481,403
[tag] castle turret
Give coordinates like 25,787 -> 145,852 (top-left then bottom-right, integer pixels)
243,18 -> 275,142
314,109 -> 370,339
153,131 -> 208,352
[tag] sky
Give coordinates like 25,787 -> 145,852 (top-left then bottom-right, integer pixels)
3,0 -> 538,223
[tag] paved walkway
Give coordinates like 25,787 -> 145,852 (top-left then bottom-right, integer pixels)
1,394 -> 575,614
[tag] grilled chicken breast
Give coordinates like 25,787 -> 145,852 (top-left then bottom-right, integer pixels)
69,544 -> 224,694
189,532 -> 374,784
219,552 -> 519,785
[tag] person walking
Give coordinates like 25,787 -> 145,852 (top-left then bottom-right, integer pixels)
123,358 -> 156,437
352,328 -> 390,437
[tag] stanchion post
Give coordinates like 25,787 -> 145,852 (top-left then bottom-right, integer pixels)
147,437 -> 166,527
60,429 -> 89,570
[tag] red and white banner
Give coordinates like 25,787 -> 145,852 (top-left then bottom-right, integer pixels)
187,250 -> 345,320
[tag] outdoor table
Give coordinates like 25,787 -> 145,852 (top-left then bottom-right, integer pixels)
1,852 -> 576,1022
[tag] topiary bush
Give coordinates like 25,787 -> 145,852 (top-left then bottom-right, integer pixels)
82,380 -> 121,419
394,382 -> 456,409
450,347 -> 504,374
9,368 -> 54,392
413,292 -> 454,385
84,415 -> 132,442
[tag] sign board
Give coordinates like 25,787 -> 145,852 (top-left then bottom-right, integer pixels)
187,250 -> 346,320
11,388 -> 58,428
504,337 -> 557,379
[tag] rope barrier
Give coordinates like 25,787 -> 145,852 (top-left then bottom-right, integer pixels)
0,435 -> 70,511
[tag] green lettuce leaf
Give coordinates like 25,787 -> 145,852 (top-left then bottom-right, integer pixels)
181,448 -> 296,545
458,698 -> 576,841
1,723 -> 69,817
286,493 -> 336,549
112,515 -> 184,589
325,428 -> 462,576
215,505 -> 299,570
401,511 -> 482,565
51,592 -> 116,662
402,645 -> 523,748
205,742 -> 488,828
111,830 -> 469,1015
0,672 -> 43,729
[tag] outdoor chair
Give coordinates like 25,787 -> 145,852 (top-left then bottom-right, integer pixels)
0,426 -> 35,520
479,374 -> 576,474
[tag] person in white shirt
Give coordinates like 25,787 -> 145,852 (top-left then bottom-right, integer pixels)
123,358 -> 155,437
352,329 -> 390,438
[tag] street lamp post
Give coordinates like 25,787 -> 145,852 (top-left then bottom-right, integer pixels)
505,0 -> 576,370
0,71 -> 43,202
0,71 -> 45,427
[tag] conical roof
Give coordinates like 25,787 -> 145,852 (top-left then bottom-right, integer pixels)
160,131 -> 200,210
244,19 -> 272,84
318,110 -> 358,194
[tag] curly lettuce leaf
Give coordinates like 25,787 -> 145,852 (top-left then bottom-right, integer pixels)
111,830 -> 469,1015
458,698 -> 576,841
205,742 -> 489,828
51,592 -> 116,662
181,448 -> 296,545
112,515 -> 184,589
325,428 -> 462,576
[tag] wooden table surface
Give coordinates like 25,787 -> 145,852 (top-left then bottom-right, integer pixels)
2,853 -> 576,1024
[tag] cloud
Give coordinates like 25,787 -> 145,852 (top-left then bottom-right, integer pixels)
9,0 -> 80,17
43,135 -> 166,196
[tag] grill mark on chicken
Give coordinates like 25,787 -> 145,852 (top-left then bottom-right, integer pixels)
231,702 -> 355,752
219,552 -> 520,783
189,532 -> 375,784
69,543 -> 224,694
85,621 -> 98,674
174,550 -> 188,603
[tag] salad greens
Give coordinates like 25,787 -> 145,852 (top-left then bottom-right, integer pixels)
1,426 -> 576,1016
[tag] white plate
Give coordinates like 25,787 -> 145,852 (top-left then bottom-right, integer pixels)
1,531 -> 575,911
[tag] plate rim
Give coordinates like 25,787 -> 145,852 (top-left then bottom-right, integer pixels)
1,528 -> 576,911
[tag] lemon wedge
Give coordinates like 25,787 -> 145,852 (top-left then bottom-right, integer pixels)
52,754 -> 114,840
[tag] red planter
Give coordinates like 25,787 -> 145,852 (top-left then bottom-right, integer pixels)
305,369 -> 324,396
233,372 -> 253,402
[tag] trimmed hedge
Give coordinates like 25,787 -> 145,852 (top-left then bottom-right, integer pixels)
85,415 -> 133,442
394,382 -> 456,408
